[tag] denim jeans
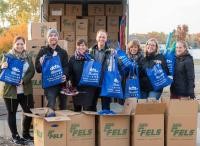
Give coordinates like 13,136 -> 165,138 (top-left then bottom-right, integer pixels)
140,91 -> 162,100
44,85 -> 67,110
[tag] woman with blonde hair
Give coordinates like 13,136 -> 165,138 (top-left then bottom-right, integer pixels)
170,41 -> 195,99
139,38 -> 169,99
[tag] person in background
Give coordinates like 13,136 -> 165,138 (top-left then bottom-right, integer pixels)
139,38 -> 169,100
89,29 -> 113,111
170,40 -> 195,99
35,29 -> 68,111
68,39 -> 96,112
0,36 -> 35,145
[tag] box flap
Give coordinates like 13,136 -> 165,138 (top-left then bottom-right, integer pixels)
24,113 -> 41,118
135,103 -> 166,114
56,110 -> 81,116
44,116 -> 70,122
168,99 -> 198,114
122,98 -> 137,115
82,111 -> 97,115
30,108 -> 50,117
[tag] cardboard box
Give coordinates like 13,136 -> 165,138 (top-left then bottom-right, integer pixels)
105,4 -> 123,16
76,19 -> 88,36
48,16 -> 61,32
34,95 -> 44,108
66,4 -> 82,16
107,32 -> 118,48
25,108 -> 70,146
76,36 -> 88,44
132,103 -> 166,146
28,22 -> 57,40
165,100 -> 198,146
88,32 -> 97,48
107,16 -> 119,32
49,4 -> 65,16
98,114 -> 130,146
63,33 -> 75,56
88,4 -> 104,16
88,32 -> 96,47
82,16 -> 94,32
58,40 -> 68,51
57,110 -> 95,146
94,16 -> 106,32
61,16 -> 76,33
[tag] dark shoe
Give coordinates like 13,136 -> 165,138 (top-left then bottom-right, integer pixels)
11,134 -> 26,145
23,134 -> 34,141
60,85 -> 79,96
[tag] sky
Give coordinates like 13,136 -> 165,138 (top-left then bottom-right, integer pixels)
129,0 -> 200,34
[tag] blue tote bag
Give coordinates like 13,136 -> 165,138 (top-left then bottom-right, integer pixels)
0,54 -> 24,86
100,55 -> 123,99
146,63 -> 173,91
79,58 -> 102,87
42,55 -> 63,88
124,64 -> 141,98
115,42 -> 132,73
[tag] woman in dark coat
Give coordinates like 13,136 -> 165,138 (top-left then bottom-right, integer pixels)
139,38 -> 169,100
69,39 -> 96,112
170,41 -> 195,99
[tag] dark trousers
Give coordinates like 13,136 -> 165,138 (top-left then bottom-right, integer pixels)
4,94 -> 34,137
44,85 -> 67,110
73,104 -> 95,112
91,88 -> 111,111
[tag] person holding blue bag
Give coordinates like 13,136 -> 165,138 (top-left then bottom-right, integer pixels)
35,29 -> 68,111
68,39 -> 97,112
139,38 -> 170,100
170,41 -> 195,99
89,29 -> 114,111
0,36 -> 35,145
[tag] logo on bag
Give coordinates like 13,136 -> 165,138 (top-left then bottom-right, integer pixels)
12,67 -> 20,72
70,124 -> 93,137
50,65 -> 60,71
89,68 -> 98,73
137,123 -> 162,137
104,123 -> 128,137
48,130 -> 63,139
114,78 -> 119,84
129,86 -> 137,90
171,123 -> 195,137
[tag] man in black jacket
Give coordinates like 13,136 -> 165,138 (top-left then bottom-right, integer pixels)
35,29 -> 69,110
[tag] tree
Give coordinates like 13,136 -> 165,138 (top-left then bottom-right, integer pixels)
0,0 -> 40,26
175,24 -> 189,41
0,23 -> 27,53
0,0 -> 9,27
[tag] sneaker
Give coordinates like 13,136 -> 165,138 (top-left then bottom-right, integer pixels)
60,81 -> 79,96
23,134 -> 34,141
11,134 -> 27,145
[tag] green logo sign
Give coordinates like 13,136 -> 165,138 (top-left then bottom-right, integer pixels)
171,123 -> 195,137
104,123 -> 128,137
70,124 -> 93,137
48,130 -> 63,139
137,123 -> 162,137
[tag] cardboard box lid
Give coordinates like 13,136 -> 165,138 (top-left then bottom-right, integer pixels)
167,100 -> 198,114
56,110 -> 82,116
44,116 -> 70,122
135,103 -> 166,115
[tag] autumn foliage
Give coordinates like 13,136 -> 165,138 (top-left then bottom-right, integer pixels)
0,23 -> 27,53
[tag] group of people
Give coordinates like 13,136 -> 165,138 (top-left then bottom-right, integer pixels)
0,28 -> 195,145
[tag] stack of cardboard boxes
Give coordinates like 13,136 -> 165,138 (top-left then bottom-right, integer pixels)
46,3 -> 122,54
27,99 -> 199,146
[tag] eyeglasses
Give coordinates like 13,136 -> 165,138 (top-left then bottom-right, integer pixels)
147,44 -> 156,47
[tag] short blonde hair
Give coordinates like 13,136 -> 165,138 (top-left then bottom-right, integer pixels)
176,40 -> 188,49
96,29 -> 108,36
127,39 -> 141,53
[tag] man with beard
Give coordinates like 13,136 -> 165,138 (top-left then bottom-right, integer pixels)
35,29 -> 68,112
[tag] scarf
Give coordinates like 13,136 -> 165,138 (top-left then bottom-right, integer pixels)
74,48 -> 89,60
8,48 -> 28,60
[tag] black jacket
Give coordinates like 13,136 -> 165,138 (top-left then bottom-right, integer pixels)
139,53 -> 169,92
35,45 -> 68,76
68,56 -> 96,106
170,53 -> 195,98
